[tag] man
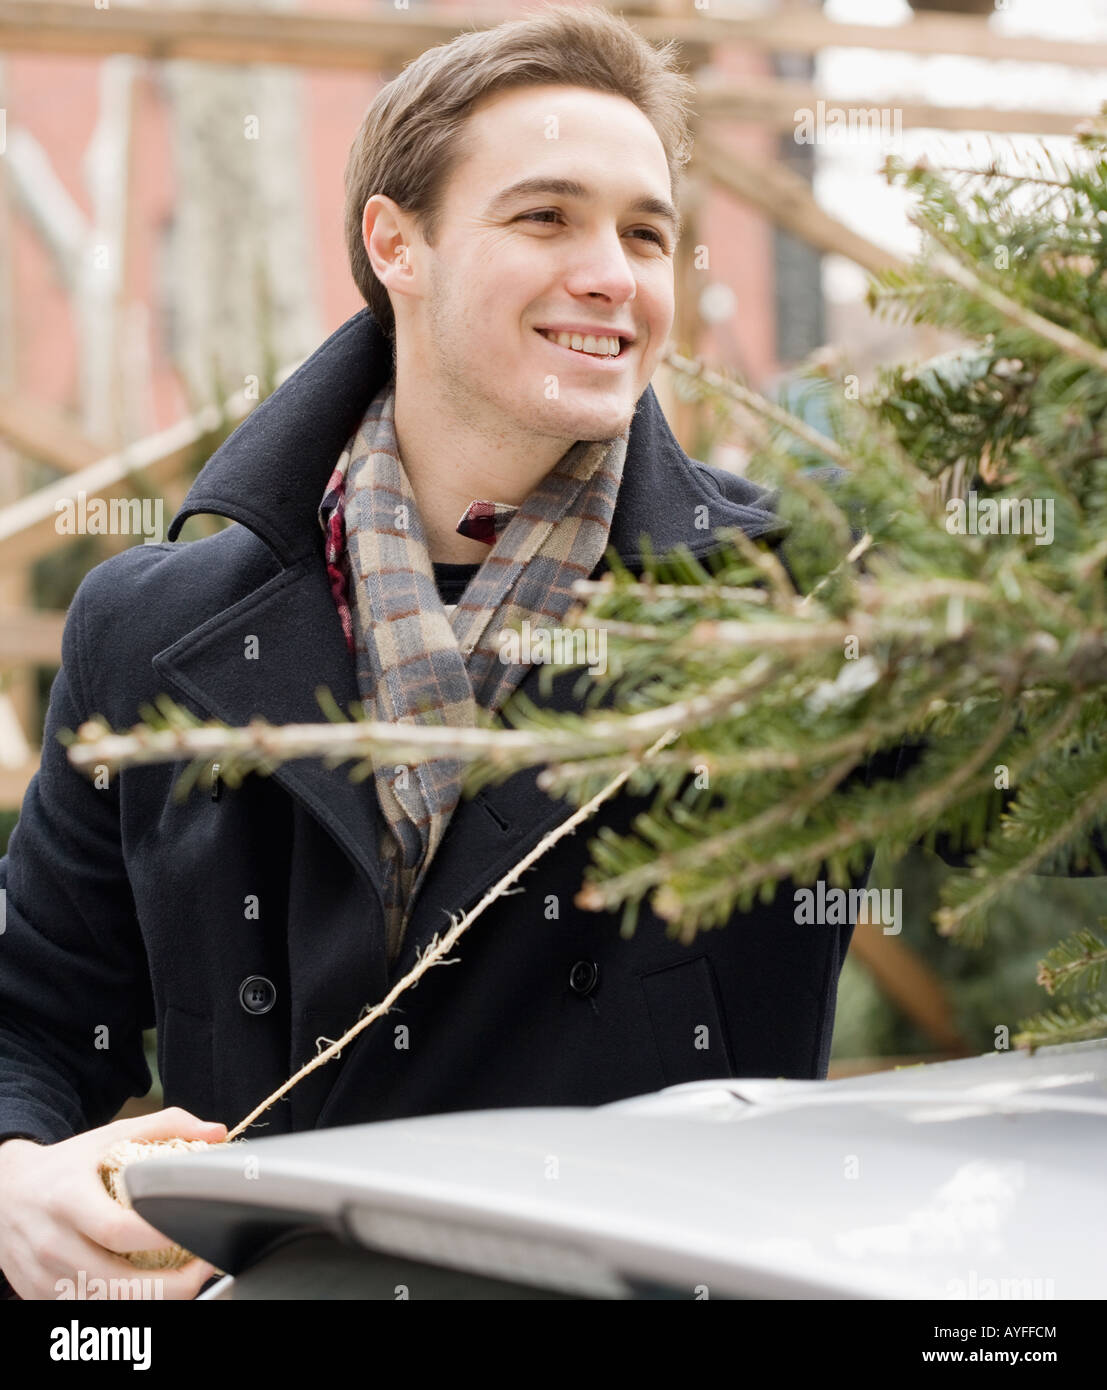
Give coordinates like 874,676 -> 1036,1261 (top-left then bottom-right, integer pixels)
0,6 -> 795,1298
0,6 -> 1084,1301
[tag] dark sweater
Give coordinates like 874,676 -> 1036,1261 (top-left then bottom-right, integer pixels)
431,560 -> 482,607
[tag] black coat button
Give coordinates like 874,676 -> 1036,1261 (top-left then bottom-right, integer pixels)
569,960 -> 600,996
239,976 -> 276,1015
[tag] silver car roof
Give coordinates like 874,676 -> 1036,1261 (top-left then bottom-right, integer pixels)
127,1038 -> 1107,1299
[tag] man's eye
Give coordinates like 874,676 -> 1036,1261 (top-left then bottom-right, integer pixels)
517,212 -> 668,249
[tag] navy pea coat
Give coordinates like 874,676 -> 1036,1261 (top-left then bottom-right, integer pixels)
0,308 -> 888,1152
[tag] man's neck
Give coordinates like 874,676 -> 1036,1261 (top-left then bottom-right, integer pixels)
390,357 -> 574,564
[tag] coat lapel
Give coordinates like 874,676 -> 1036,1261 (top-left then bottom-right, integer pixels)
158,307 -> 785,1123
151,553 -> 386,917
150,553 -> 396,1106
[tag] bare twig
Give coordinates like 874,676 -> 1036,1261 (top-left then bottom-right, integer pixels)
929,248 -> 1107,374
64,661 -> 779,775
225,727 -> 679,1139
664,348 -> 850,467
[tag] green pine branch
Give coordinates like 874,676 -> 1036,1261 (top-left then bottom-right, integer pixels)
62,111 -> 1107,1051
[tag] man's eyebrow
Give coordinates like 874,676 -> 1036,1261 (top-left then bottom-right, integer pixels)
485,176 -> 682,241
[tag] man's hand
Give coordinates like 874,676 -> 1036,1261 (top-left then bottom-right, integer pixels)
0,1106 -> 228,1300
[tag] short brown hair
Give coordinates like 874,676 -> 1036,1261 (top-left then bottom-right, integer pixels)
343,4 -> 696,341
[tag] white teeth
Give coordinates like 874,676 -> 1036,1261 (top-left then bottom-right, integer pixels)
539,329 -> 621,357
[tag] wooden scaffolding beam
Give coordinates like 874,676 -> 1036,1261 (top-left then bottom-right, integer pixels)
0,393 -> 104,474
694,132 -> 907,276
0,759 -> 38,807
0,395 -> 251,571
696,77 -> 1091,138
686,4 -> 1107,67
849,925 -> 969,1054
0,608 -> 66,667
2,2 -> 1106,72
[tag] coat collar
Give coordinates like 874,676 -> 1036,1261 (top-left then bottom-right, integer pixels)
166,307 -> 783,564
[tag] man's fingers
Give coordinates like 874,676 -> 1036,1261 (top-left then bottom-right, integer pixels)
0,1114 -> 225,1300
97,1107 -> 228,1146
46,1230 -> 217,1300
67,1108 -> 227,1255
74,1177 -> 194,1256
152,1256 -> 221,1300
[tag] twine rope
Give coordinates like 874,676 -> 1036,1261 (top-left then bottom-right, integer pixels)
226,727 -> 677,1139
101,728 -> 678,1262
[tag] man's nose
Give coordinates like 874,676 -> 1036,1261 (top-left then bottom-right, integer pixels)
563,230 -> 638,302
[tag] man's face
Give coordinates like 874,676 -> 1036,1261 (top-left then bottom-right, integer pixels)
388,83 -> 678,446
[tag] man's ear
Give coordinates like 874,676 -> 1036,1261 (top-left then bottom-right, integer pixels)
363,194 -> 418,299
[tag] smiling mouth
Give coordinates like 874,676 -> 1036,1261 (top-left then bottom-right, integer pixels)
534,328 -> 632,360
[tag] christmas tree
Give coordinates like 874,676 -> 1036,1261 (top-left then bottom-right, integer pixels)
66,111 -> 1107,1050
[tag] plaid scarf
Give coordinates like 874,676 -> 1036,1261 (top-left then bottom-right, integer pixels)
318,378 -> 627,962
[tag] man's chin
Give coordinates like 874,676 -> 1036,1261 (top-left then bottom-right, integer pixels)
534,392 -> 636,443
